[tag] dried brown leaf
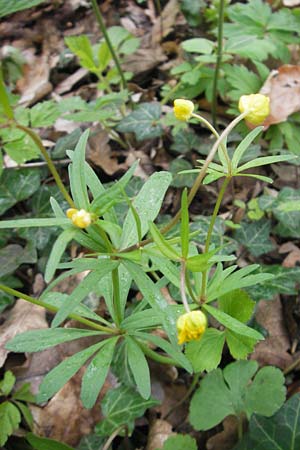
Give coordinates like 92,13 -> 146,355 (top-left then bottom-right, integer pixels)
146,419 -> 175,450
251,297 -> 293,369
206,416 -> 240,450
260,65 -> 300,127
0,299 -> 47,368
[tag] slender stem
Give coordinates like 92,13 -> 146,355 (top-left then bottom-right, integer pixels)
103,425 -> 126,450
180,260 -> 191,313
185,271 -> 198,304
15,124 -> 75,208
161,111 -> 248,235
200,176 -> 230,301
237,414 -> 244,441
162,372 -> 201,419
0,65 -> 14,120
112,268 -> 122,327
283,356 -> 300,375
90,0 -> 127,90
192,112 -> 231,172
137,341 -> 179,366
0,284 -> 118,334
211,0 -> 225,128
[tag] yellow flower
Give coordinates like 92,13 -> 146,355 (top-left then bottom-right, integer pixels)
173,99 -> 194,121
238,94 -> 270,126
177,310 -> 207,345
66,208 -> 92,228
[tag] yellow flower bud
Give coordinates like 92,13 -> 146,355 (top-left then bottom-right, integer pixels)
66,208 -> 92,228
177,310 -> 207,345
238,94 -> 270,126
173,99 -> 194,121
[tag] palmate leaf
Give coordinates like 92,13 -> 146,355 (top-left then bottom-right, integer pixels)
126,336 -> 151,399
185,328 -> 225,373
190,361 -> 286,432
0,401 -> 21,446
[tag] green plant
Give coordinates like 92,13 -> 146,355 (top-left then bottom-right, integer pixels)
0,370 -> 35,447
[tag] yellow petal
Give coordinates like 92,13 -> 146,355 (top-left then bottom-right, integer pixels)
238,94 -> 270,126
173,99 -> 194,121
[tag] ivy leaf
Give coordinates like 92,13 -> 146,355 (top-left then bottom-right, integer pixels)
0,401 -> 21,446
95,386 -> 159,436
190,361 -> 286,432
0,244 -> 37,278
234,219 -> 275,257
171,128 -> 201,154
117,103 -> 163,141
233,393 -> 300,450
0,169 -> 40,215
272,187 -> 300,238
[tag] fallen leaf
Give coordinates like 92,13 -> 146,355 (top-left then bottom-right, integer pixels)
251,297 -> 293,369
283,0 -> 300,5
151,0 -> 181,45
87,128 -> 128,176
30,368 -> 115,446
260,65 -> 300,127
279,242 -> 300,268
146,419 -> 175,450
55,68 -> 89,95
16,51 -> 52,107
0,299 -> 47,368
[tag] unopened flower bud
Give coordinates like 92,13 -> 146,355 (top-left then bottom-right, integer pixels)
66,208 -> 92,228
238,94 -> 270,126
173,99 -> 194,121
177,310 -> 207,345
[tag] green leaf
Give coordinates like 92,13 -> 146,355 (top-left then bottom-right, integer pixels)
160,434 -> 197,450
237,155 -> 295,173
223,65 -> 262,101
234,219 -> 275,257
117,103 -> 163,141
203,304 -> 263,341
231,127 -> 263,171
6,328 -> 103,353
95,386 -> 159,436
185,328 -> 225,372
45,228 -> 78,282
181,38 -> 214,54
0,244 -> 37,278
0,370 -> 15,396
121,309 -> 162,331
30,101 -> 60,127
65,35 -> 95,71
0,0 -> 46,17
272,187 -> 300,238
186,250 -> 215,272
26,432 -> 74,450
52,262 -> 118,327
170,128 -> 201,154
218,289 -> 255,323
190,361 -> 286,432
77,434 -> 105,450
12,383 -> 35,402
69,129 -> 90,209
233,393 -> 300,450
120,171 -> 172,249
0,218 -> 70,229
170,158 -> 196,188
244,366 -> 286,418
0,169 -> 40,215
126,336 -> 151,399
0,401 -> 21,446
123,261 -> 178,345
81,337 -> 118,409
149,222 -> 181,261
36,341 -> 104,403
247,265 -> 300,301
225,330 -> 257,359
134,331 -> 193,373
190,369 -> 234,430
14,401 -> 33,429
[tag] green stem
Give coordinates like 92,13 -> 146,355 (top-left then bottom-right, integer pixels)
192,112 -> 231,172
90,0 -> 127,90
200,176 -> 230,301
137,341 -> 179,366
163,372 -> 201,419
0,65 -> 14,120
180,260 -> 191,313
237,414 -> 244,441
112,268 -> 122,327
161,111 -> 248,235
0,284 -> 118,334
211,0 -> 225,128
16,124 -> 75,208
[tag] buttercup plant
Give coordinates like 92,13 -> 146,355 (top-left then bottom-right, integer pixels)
0,87 -> 294,416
